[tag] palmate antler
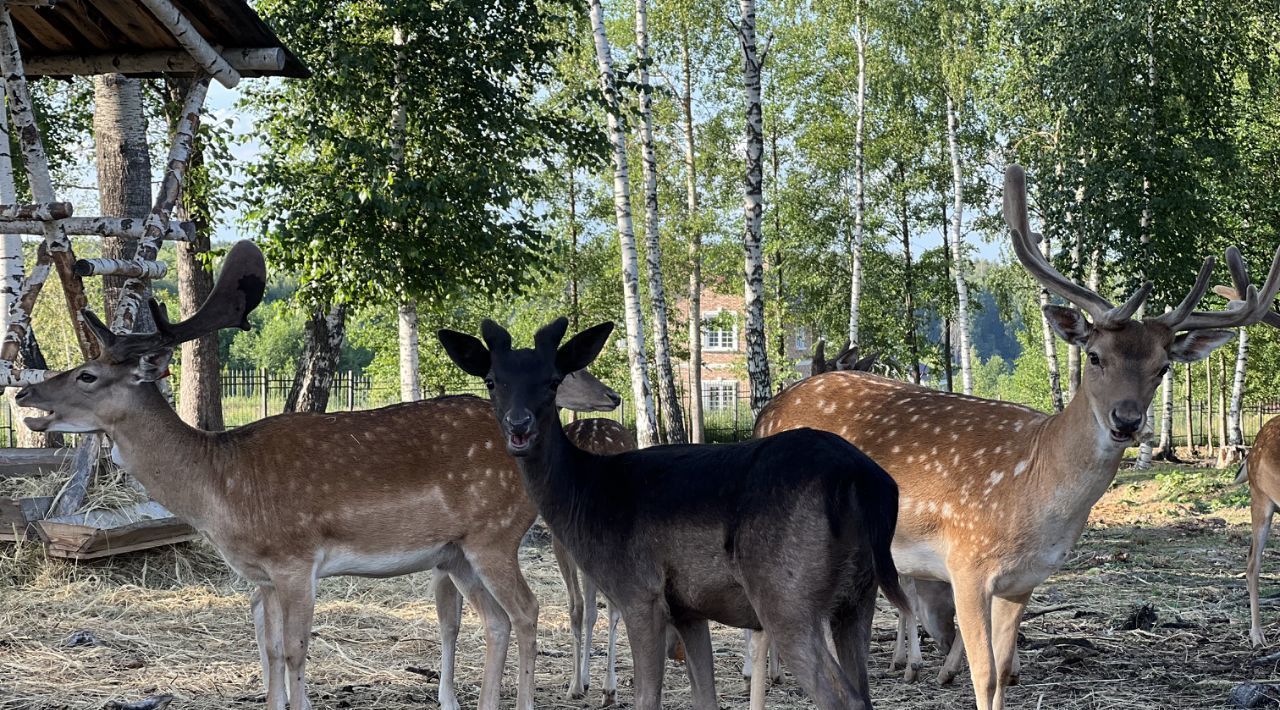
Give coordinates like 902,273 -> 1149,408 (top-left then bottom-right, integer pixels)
82,240 -> 267,363
1002,164 -> 1280,332
1212,246 -> 1280,330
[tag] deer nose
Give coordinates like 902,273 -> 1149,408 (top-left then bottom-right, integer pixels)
504,410 -> 534,435
14,386 -> 30,402
1109,403 -> 1144,434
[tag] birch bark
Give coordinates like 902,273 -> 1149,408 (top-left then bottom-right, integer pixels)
848,7 -> 866,347
1037,233 -> 1064,411
738,0 -> 772,414
680,27 -> 704,443
945,94 -> 972,394
286,303 -> 346,413
589,0 -> 658,446
636,0 -> 685,443
391,27 -> 421,403
1227,328 -> 1247,455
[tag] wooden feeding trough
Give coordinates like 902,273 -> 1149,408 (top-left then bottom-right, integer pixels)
0,0 -> 305,558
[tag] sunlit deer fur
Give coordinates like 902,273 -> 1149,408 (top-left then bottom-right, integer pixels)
1216,284 -> 1280,647
753,166 -> 1280,710
440,318 -> 909,710
11,242 -> 624,710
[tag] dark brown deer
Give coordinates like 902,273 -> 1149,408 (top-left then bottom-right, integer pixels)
753,165 -> 1280,710
439,318 -> 909,710
11,242 -> 620,710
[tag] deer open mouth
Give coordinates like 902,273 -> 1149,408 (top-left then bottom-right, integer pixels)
1108,429 -> 1134,444
507,431 -> 536,455
23,414 -> 53,432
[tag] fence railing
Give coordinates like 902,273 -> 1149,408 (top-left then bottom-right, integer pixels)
0,369 -> 1275,451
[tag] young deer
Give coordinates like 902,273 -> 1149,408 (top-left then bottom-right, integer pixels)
11,241 -> 622,710
1215,281 -> 1280,647
753,165 -> 1280,710
439,318 -> 909,710
556,417 -> 634,705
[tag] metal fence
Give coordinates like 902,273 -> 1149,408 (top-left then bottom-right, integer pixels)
0,370 -> 1275,450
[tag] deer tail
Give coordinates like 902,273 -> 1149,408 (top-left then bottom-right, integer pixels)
1235,460 -> 1250,486
853,463 -> 911,615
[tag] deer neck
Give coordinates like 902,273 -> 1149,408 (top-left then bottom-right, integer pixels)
101,386 -> 221,527
514,416 -> 594,536
1031,386 -> 1129,521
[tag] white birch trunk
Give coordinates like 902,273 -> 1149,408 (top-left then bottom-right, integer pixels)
589,0 -> 658,446
390,27 -> 421,403
848,11 -> 866,347
738,0 -> 771,414
681,32 -> 704,443
1157,368 -> 1174,456
1135,11 -> 1157,469
635,0 -> 685,443
1228,328 -> 1247,449
1037,234 -> 1064,411
399,301 -> 421,402
945,94 -> 972,394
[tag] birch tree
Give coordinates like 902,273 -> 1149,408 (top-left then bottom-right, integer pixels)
635,0 -> 685,443
389,26 -> 420,403
285,303 -> 346,413
737,0 -> 772,413
848,1 -> 867,347
1225,336 -> 1247,463
588,0 -> 659,446
678,15 -> 705,442
944,94 -> 973,394
1036,233 -> 1064,411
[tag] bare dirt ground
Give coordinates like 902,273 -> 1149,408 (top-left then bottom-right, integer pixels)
1,462 -> 1277,709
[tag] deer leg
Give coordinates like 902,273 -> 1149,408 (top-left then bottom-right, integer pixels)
891,610 -> 909,671
553,537 -> 587,698
466,549 -> 539,710
937,627 -> 966,685
672,618 -> 718,710
992,593 -> 1030,696
619,599 -> 669,710
434,573 -> 464,710
251,585 -> 286,710
748,629 -> 769,710
742,628 -> 755,679
1249,492 -> 1275,647
951,572 -> 996,710
766,635 -> 781,684
768,620 -> 862,710
582,570 -> 600,697
603,600 -> 621,707
274,571 -> 316,710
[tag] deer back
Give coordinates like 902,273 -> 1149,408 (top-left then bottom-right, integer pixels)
565,418 -> 636,455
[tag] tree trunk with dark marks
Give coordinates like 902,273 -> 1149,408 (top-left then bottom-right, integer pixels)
94,74 -> 150,325
738,0 -> 771,414
285,303 -> 346,414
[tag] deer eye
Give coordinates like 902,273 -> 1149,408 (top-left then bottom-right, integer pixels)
1088,352 -> 1101,367
76,372 -> 97,384
484,378 -> 495,390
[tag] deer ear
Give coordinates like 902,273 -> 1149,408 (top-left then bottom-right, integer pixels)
534,317 -> 570,356
132,349 -> 173,383
438,329 -> 492,378
810,340 -> 827,375
556,322 -> 614,375
1043,305 -> 1093,346
1170,329 -> 1235,363
80,309 -> 116,354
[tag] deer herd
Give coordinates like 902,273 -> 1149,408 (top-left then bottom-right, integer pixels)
11,165 -> 1280,710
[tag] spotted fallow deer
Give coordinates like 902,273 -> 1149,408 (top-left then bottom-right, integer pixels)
10,241 -> 622,710
440,318 -> 909,710
1214,281 -> 1280,647
754,165 -> 1280,710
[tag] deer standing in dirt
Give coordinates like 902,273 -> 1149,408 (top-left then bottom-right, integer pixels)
1214,281 -> 1280,647
12,241 -> 622,710
556,417 -> 633,705
753,165 -> 1280,710
440,318 -> 909,710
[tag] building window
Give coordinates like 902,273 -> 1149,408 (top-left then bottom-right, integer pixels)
795,330 -> 809,352
702,311 -> 739,352
704,380 -> 739,412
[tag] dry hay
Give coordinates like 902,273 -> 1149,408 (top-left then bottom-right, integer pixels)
0,462 -> 1275,709
0,459 -> 148,520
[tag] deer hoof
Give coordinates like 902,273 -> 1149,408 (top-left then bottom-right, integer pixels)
937,668 -> 957,686
599,689 -> 616,708
904,665 -> 920,683
1251,628 -> 1268,647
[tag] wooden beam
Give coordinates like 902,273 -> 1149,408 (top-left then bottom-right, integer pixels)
135,0 -> 240,88
0,201 -> 71,220
24,48 -> 285,78
0,216 -> 194,241
73,258 -> 167,279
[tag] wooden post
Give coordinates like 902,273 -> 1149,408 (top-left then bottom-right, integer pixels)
347,370 -> 355,411
260,367 -> 269,419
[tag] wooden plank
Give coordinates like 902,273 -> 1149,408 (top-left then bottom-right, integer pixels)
7,6 -> 74,52
37,512 -> 195,557
0,447 -> 71,465
0,495 -> 52,540
44,531 -> 197,560
81,1 -> 172,51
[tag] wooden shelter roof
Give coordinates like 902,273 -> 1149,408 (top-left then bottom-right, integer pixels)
10,0 -> 308,78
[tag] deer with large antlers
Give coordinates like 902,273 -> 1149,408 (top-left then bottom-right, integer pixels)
11,241 -> 625,710
1214,278 -> 1280,648
439,318 -> 909,710
754,165 -> 1280,710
